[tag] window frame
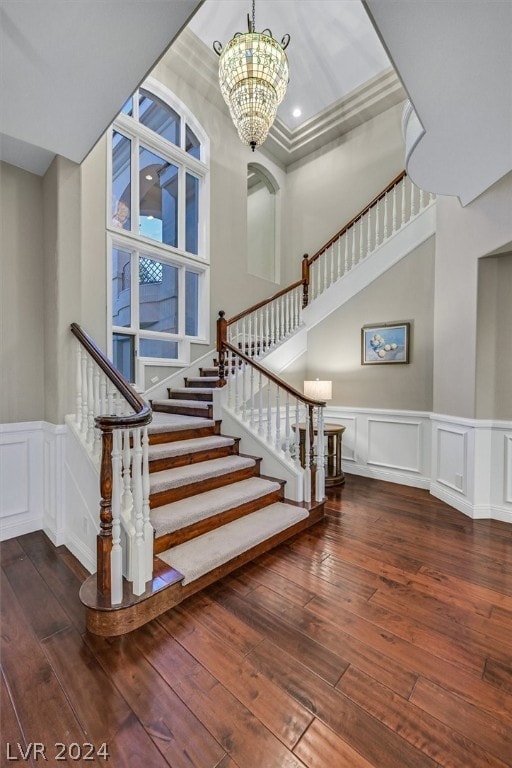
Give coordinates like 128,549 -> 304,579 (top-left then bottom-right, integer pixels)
106,78 -> 210,383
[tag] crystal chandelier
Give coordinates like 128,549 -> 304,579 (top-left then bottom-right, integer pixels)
213,0 -> 290,151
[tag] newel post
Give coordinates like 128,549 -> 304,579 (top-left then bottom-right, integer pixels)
302,254 -> 310,308
217,310 -> 227,386
97,425 -> 113,595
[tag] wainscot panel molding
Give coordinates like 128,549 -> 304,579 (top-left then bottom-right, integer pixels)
326,407 -> 512,523
0,422 -> 66,542
324,407 -> 431,489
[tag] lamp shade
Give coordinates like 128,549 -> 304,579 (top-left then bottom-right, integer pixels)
304,380 -> 332,401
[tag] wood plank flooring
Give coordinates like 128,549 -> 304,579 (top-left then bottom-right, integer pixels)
1,474 -> 511,767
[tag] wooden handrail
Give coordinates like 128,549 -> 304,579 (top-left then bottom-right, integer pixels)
221,338 -> 326,409
308,171 -> 406,264
70,322 -> 152,429
225,170 -> 407,327
71,322 -> 152,598
227,278 -> 304,326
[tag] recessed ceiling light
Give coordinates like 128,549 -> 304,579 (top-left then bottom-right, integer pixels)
145,174 -> 153,180
292,107 -> 302,118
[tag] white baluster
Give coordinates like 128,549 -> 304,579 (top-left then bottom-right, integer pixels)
384,194 -> 389,239
122,425 -> 133,514
110,429 -> 123,605
401,176 -> 407,226
86,358 -> 94,449
234,358 -> 240,415
241,360 -> 247,421
315,407 -> 325,502
429,191 -> 435,205
330,244 -> 335,286
322,250 -> 327,293
242,316 -> 247,356
258,370 -> 264,437
392,185 -> 398,233
81,352 -> 88,438
93,366 -> 101,458
248,313 -> 252,359
303,405 -> 312,503
294,400 -> 301,470
131,427 -> 146,596
337,237 -> 342,280
270,303 -> 275,346
274,387 -> 281,452
100,373 -> 107,418
410,178 -> 416,218
375,200 -> 381,246
344,234 -> 349,273
75,343 -> 83,429
419,188 -> 426,210
351,225 -> 356,268
249,364 -> 255,428
359,218 -> 364,262
367,207 -> 372,257
286,291 -> 291,335
259,308 -> 265,352
142,425 -> 153,582
266,379 -> 272,444
284,393 -> 291,460
265,303 -> 270,349
280,296 -> 285,340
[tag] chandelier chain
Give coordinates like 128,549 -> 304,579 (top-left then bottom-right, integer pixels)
252,0 -> 255,32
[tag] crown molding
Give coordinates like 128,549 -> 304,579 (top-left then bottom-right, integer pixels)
172,29 -> 406,167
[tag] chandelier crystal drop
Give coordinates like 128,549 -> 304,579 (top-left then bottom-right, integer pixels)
213,0 -> 290,151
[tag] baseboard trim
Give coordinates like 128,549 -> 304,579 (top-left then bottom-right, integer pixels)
345,463 -> 430,489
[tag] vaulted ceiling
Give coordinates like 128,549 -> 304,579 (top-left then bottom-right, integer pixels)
1,0 -> 510,205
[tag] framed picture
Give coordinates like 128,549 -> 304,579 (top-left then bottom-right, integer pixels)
361,321 -> 410,365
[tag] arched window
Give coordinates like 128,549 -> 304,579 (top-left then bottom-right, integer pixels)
108,78 -> 209,384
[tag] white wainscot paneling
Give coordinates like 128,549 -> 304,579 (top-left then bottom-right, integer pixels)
368,418 -> 422,473
505,434 -> 512,504
435,425 -> 467,493
0,424 -> 43,539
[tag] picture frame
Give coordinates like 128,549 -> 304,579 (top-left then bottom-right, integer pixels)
361,321 -> 410,365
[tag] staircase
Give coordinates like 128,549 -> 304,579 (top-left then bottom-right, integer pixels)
79,359 -> 324,636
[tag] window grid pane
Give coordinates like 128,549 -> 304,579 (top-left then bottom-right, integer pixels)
186,173 -> 199,255
139,259 -> 178,334
112,248 -> 132,328
185,271 -> 199,336
139,89 -> 180,146
112,132 -> 131,230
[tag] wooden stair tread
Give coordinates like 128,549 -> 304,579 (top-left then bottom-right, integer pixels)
151,476 -> 282,538
148,435 -> 235,460
150,454 -> 257,493
153,398 -> 212,409
147,411 -> 215,433
158,502 -> 310,584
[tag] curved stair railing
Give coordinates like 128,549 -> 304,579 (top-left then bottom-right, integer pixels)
217,312 -> 326,503
227,171 -> 435,357
70,323 -> 153,605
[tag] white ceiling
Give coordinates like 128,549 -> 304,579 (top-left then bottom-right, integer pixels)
0,0 -> 394,176
364,0 -> 512,205
0,0 -> 203,175
188,0 -> 391,130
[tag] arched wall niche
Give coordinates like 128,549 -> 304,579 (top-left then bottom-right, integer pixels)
247,162 -> 281,283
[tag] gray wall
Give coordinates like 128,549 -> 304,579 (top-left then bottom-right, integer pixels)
434,172 -> 512,419
301,238 -> 435,411
476,252 -> 512,419
282,102 -> 405,286
0,163 -> 45,422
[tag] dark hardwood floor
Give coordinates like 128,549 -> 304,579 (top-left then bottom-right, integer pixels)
1,474 -> 511,767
